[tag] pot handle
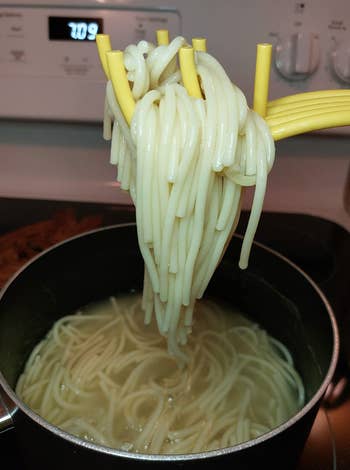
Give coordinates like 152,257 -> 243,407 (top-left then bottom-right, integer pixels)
0,385 -> 16,433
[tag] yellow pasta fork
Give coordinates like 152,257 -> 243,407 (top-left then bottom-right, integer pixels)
95,31 -> 350,139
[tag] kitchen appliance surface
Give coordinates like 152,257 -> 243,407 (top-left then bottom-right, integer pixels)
0,0 -> 349,469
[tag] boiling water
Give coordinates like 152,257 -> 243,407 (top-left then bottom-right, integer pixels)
16,293 -> 304,454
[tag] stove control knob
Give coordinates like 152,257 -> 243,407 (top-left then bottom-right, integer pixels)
275,32 -> 320,80
331,42 -> 350,84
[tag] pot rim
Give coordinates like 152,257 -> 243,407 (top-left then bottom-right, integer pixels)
0,222 -> 340,461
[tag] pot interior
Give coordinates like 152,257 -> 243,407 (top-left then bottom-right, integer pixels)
0,224 -> 336,409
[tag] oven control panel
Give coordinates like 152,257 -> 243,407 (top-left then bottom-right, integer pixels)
0,5 -> 181,121
0,0 -> 349,132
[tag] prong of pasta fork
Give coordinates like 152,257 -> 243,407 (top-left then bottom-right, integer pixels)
156,29 -> 170,45
179,46 -> 203,99
192,38 -> 207,52
253,43 -> 272,117
106,50 -> 136,125
96,34 -> 112,80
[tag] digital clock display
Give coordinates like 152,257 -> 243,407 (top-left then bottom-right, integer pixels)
48,16 -> 103,41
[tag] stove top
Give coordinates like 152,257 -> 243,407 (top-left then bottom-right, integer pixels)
0,198 -> 349,469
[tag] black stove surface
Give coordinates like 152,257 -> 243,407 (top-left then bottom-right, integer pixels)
0,198 -> 349,469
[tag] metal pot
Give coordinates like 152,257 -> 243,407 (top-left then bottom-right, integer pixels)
0,224 -> 339,469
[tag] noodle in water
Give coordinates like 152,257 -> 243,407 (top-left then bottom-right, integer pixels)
16,295 -> 304,454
